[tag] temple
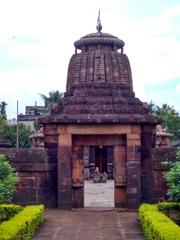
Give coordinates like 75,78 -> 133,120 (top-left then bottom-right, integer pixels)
40,23 -> 160,209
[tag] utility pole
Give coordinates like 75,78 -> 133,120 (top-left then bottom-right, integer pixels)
16,100 -> 19,149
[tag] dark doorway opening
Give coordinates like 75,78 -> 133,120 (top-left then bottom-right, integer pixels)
95,146 -> 107,173
89,145 -> 113,179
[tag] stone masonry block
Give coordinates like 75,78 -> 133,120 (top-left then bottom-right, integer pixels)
59,134 -> 72,146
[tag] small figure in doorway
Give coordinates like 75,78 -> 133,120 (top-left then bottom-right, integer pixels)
93,167 -> 101,183
101,172 -> 107,183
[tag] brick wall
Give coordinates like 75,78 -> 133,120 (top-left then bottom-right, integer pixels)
0,146 -> 177,208
151,147 -> 177,202
0,148 -> 58,207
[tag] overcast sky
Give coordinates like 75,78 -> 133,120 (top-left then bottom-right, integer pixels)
0,0 -> 180,118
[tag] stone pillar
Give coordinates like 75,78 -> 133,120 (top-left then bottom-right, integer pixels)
141,125 -> 156,203
114,145 -> 127,208
127,133 -> 141,209
58,133 -> 72,209
89,147 -> 96,178
72,145 -> 84,208
43,124 -> 58,207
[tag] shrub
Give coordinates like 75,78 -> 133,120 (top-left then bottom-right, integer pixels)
164,149 -> 180,202
0,204 -> 23,223
0,205 -> 44,240
139,203 -> 180,240
0,155 -> 19,204
158,202 -> 180,211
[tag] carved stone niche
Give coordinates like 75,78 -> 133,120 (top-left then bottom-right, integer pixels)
29,132 -> 44,148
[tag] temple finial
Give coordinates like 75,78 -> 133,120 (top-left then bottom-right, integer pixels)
96,9 -> 102,32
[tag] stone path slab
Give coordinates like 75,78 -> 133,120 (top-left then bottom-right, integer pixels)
84,180 -> 114,207
32,209 -> 145,240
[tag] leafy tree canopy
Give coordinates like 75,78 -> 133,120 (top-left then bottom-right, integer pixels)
147,101 -> 180,140
0,115 -> 31,148
0,154 -> 19,204
164,149 -> 180,202
39,90 -> 64,113
0,101 -> 7,115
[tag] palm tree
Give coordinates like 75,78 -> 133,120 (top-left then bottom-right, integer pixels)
147,101 -> 157,114
39,90 -> 64,112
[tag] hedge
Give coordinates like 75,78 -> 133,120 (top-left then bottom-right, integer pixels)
0,205 -> 44,240
0,204 -> 23,223
158,202 -> 180,211
139,203 -> 180,240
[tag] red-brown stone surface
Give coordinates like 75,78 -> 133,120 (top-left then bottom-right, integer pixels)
40,32 -> 159,125
38,30 -> 163,209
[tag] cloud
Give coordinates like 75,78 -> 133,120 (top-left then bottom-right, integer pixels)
0,0 -> 180,117
177,83 -> 180,92
163,4 -> 180,18
143,79 -> 180,112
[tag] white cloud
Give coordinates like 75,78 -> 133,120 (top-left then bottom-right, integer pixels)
0,0 -> 180,117
177,83 -> 180,92
163,4 -> 180,18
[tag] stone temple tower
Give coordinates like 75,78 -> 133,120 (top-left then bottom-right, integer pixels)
40,21 -> 159,209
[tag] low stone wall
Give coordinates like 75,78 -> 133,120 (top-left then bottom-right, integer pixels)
0,148 -> 58,207
151,147 -> 177,202
0,146 -> 177,208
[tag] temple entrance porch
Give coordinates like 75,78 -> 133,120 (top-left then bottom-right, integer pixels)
57,124 -> 141,209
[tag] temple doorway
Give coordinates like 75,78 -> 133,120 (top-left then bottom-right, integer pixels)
84,145 -> 114,207
72,134 -> 127,208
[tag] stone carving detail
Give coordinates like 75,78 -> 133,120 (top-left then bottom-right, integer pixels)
93,167 -> 107,183
93,167 -> 101,183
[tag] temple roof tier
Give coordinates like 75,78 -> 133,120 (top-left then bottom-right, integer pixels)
74,32 -> 125,50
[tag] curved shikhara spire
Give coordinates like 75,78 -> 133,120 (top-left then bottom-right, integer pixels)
96,9 -> 102,32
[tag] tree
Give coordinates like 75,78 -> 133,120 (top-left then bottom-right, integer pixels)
155,104 -> 180,137
147,102 -> 180,140
0,116 -> 31,148
39,90 -> 64,113
0,154 -> 19,204
147,101 -> 157,114
3,124 -> 31,148
0,102 -> 7,135
0,115 -> 7,135
0,100 -> 31,148
164,149 -> 180,202
0,101 -> 7,115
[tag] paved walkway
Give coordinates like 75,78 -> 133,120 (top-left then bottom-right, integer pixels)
32,209 -> 145,240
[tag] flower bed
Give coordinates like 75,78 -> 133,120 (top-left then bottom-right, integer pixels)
139,203 -> 180,240
0,205 -> 44,240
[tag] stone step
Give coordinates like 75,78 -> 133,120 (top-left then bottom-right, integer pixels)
84,180 -> 115,208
